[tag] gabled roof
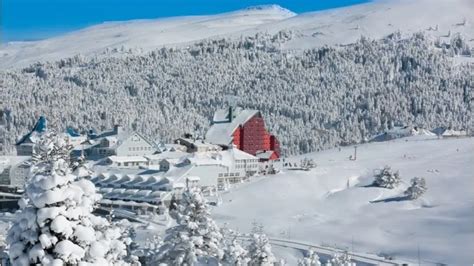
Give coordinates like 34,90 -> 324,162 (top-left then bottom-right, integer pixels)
205,108 -> 259,146
66,127 -> 81,137
16,116 -> 47,145
120,132 -> 157,149
93,126 -> 156,150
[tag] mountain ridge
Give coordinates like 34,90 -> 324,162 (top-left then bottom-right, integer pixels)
0,0 -> 472,69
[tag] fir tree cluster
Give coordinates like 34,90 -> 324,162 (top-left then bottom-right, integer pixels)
0,31 -> 472,155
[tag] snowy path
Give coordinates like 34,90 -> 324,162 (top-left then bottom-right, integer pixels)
237,235 -> 406,265
268,238 -> 407,266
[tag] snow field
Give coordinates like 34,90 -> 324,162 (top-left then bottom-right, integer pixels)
212,136 -> 474,265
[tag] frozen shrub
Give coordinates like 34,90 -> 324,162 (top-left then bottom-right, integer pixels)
404,177 -> 427,199
326,251 -> 355,266
373,166 -> 401,189
298,249 -> 321,266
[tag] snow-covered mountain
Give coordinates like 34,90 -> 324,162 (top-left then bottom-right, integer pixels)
0,5 -> 295,69
1,0 -> 473,69
257,0 -> 474,50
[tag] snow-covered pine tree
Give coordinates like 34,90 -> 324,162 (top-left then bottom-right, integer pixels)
156,187 -> 224,265
142,234 -> 162,266
221,227 -> 249,265
221,238 -> 249,265
404,177 -> 427,199
7,132 -> 129,265
325,251 -> 355,266
298,249 -> 321,266
1,32 -> 471,156
115,219 -> 141,266
373,166 -> 401,189
248,233 -> 276,266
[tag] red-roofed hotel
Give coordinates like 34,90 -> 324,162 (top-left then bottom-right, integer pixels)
205,107 -> 280,160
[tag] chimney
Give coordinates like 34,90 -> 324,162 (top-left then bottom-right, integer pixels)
114,125 -> 123,135
228,106 -> 233,122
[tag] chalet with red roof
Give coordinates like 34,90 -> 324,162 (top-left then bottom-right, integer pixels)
205,107 -> 280,160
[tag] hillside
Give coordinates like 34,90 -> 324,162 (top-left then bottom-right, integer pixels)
0,5 -> 295,69
1,0 -> 473,69
212,136 -> 474,265
0,33 -> 471,155
0,0 -> 472,156
257,0 -> 474,50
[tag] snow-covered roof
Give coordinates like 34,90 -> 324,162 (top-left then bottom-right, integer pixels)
107,156 -> 148,163
213,148 -> 258,168
96,174 -> 121,186
228,147 -> 258,160
177,137 -> 220,149
0,156 -> 30,166
130,175 -> 169,189
188,156 -> 222,166
100,199 -> 158,208
99,187 -> 114,194
256,150 -> 275,160
173,183 -> 186,189
122,175 -> 145,187
158,143 -> 187,152
145,151 -> 189,161
161,158 -> 181,165
442,129 -> 467,137
104,136 -> 118,142
135,190 -> 152,197
115,175 -> 134,186
205,108 -> 259,146
186,176 -> 200,182
213,108 -> 232,122
92,126 -> 156,150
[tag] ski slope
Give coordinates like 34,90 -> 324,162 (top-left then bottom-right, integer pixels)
1,0 -> 473,69
212,136 -> 474,265
257,0 -> 474,50
0,5 -> 295,69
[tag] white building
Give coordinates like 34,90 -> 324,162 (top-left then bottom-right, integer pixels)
0,156 -> 31,188
159,158 -> 184,172
90,172 -> 172,214
217,147 -> 260,176
15,116 -> 47,156
15,130 -> 41,156
105,156 -> 148,168
162,147 -> 260,192
86,125 -> 157,158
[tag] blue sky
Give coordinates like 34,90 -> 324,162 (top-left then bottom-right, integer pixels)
2,0 -> 369,42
